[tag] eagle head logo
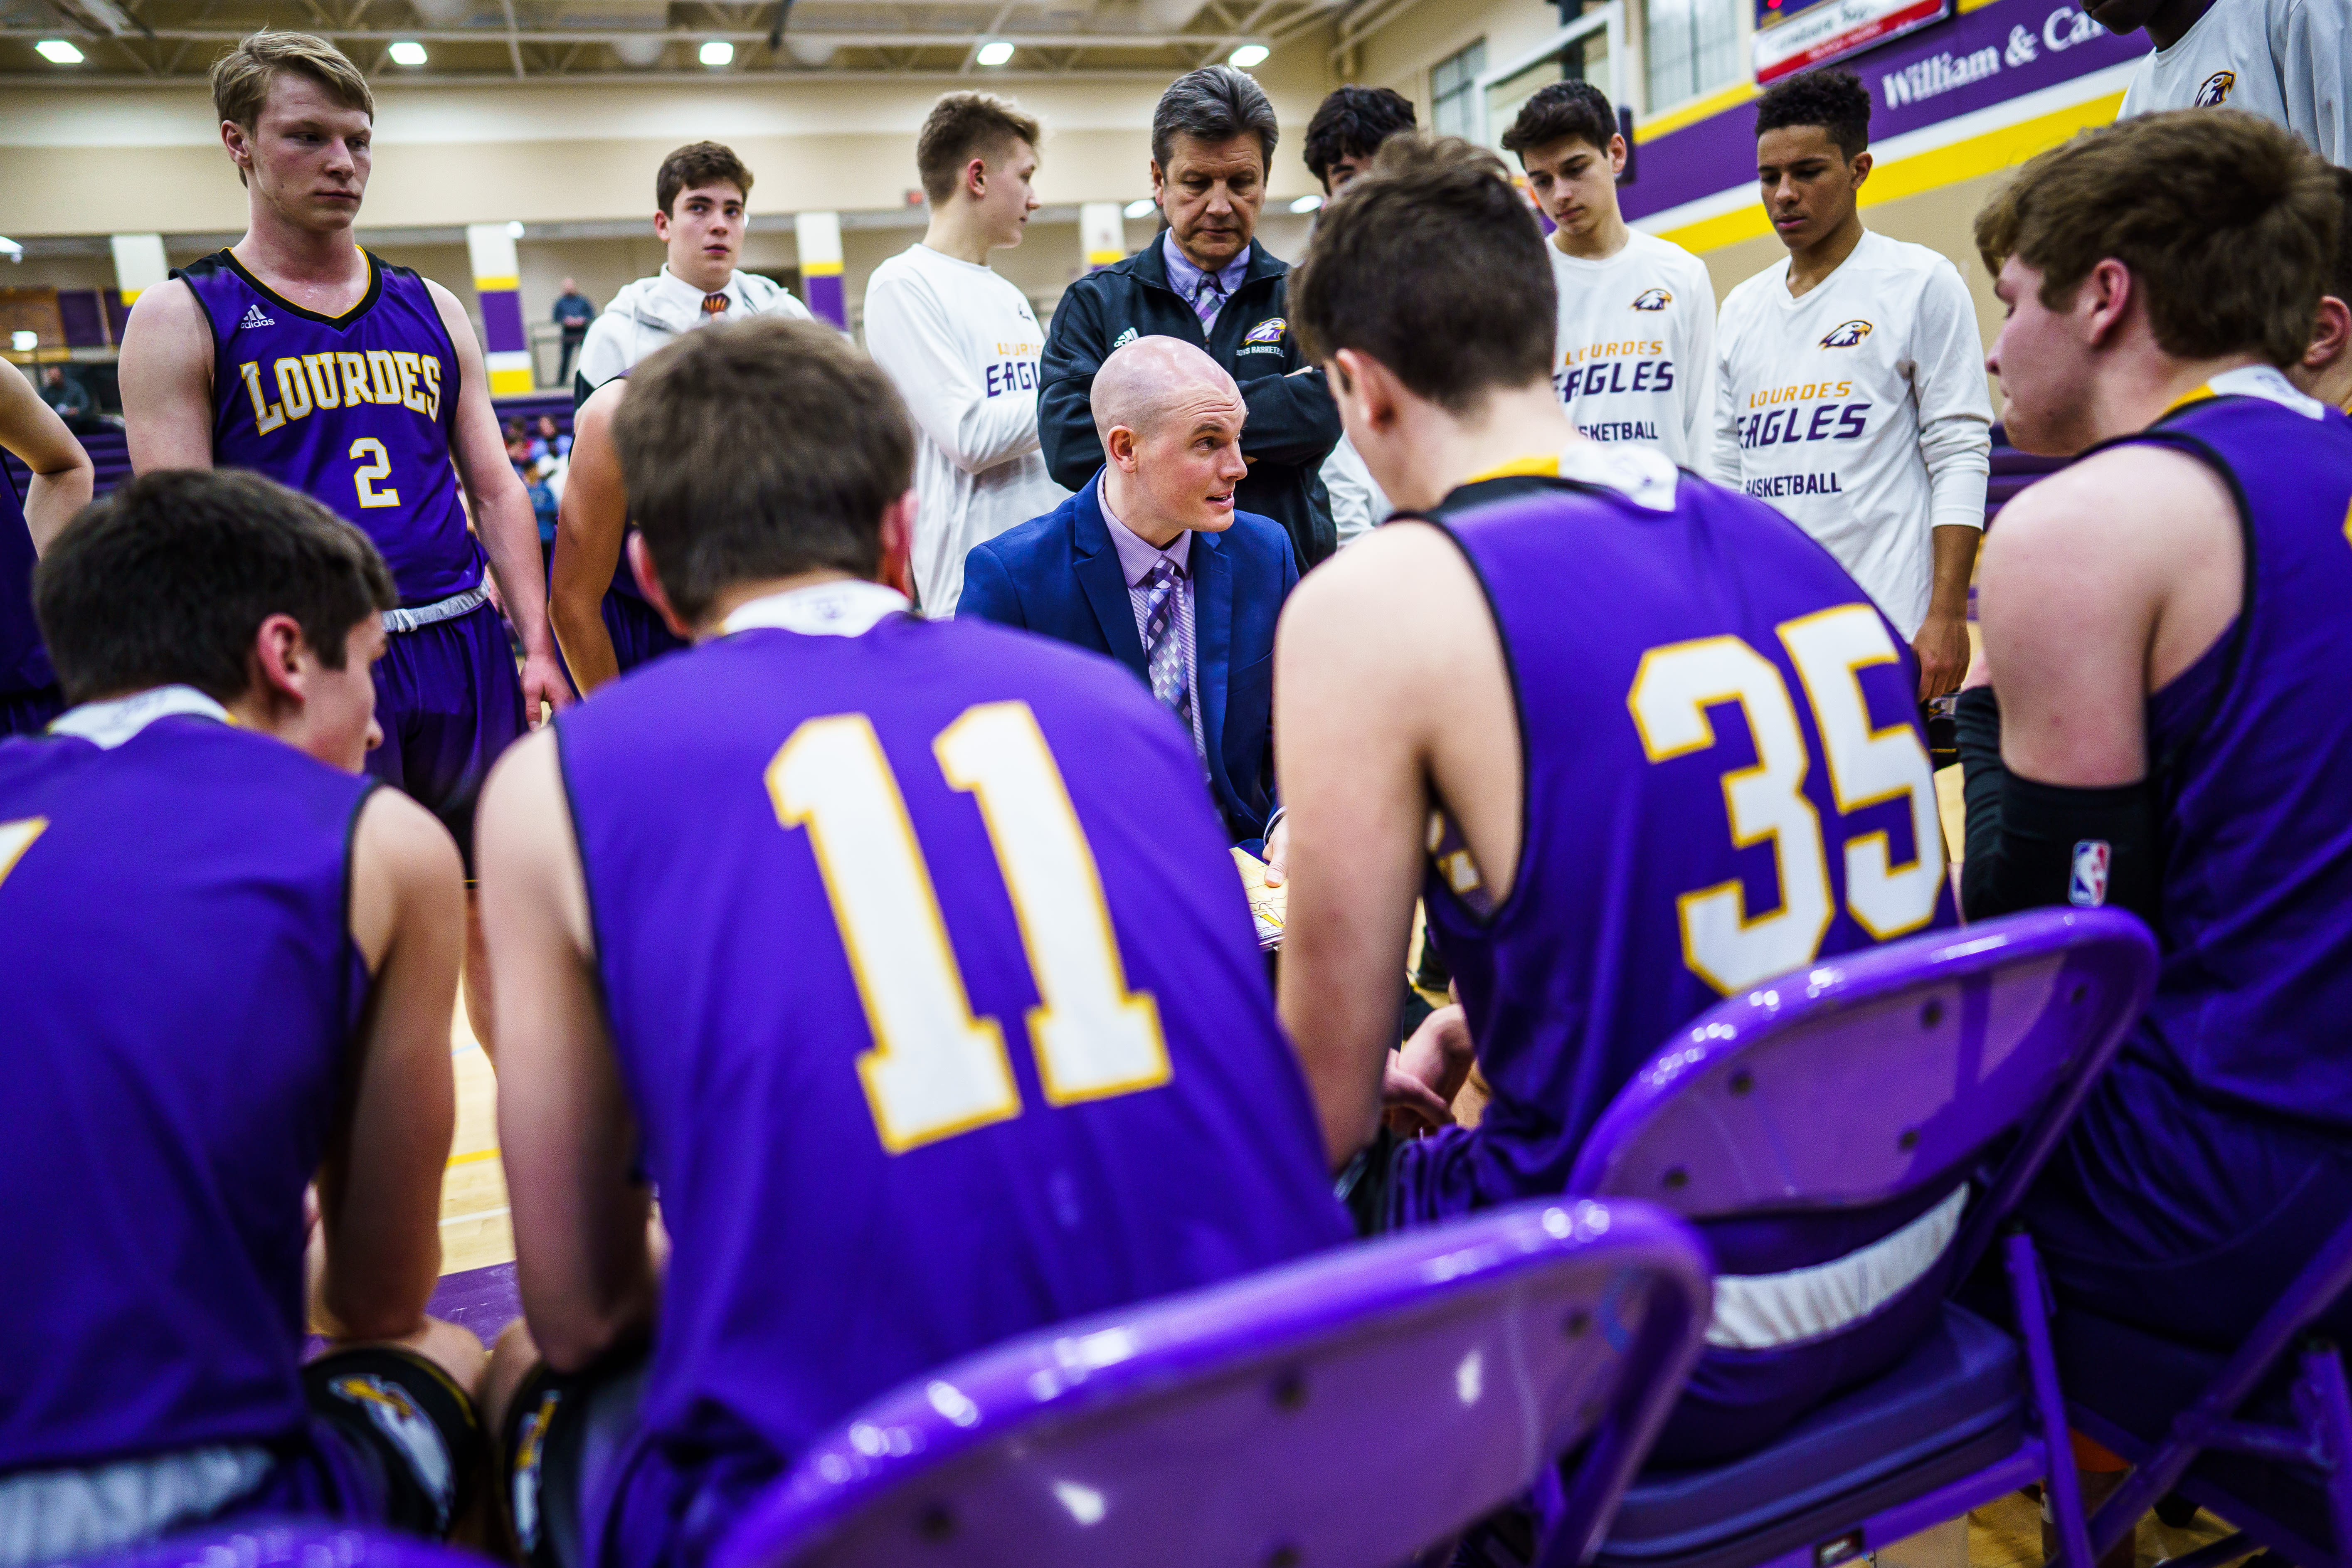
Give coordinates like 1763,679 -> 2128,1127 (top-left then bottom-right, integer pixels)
1630,287 -> 1672,311
1820,319 -> 1874,348
2194,70 -> 2237,107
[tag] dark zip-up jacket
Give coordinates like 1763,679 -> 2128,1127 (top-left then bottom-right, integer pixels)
1039,237 -> 1343,569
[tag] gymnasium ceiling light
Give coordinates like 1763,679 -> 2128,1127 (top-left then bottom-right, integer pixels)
35,38 -> 85,62
1289,193 -> 1322,213
699,38 -> 732,64
975,39 -> 1013,65
1123,197 -> 1155,219
388,39 -> 427,64
1228,42 -> 1268,67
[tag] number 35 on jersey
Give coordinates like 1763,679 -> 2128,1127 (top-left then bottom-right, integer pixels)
1629,602 -> 1945,996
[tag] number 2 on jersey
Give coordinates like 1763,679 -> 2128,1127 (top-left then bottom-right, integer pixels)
1629,603 -> 1942,996
349,438 -> 401,509
768,701 -> 1169,1154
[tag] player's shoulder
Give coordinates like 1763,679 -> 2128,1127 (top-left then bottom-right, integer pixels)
1718,261 -> 1790,320
1627,228 -> 1711,276
1857,229 -> 1965,284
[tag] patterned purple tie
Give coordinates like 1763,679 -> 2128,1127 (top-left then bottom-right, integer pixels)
1190,271 -> 1227,332
1142,557 -> 1193,733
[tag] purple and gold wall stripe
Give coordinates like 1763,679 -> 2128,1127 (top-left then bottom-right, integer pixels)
464,222 -> 536,395
794,211 -> 848,330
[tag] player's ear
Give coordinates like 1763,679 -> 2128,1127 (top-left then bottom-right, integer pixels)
247,612 -> 311,709
1849,149 -> 1873,186
1609,135 -> 1628,177
2304,296 -> 2351,372
877,491 -> 918,597
653,208 -> 673,243
965,157 -> 989,200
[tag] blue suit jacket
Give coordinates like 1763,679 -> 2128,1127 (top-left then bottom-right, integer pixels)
960,475 -> 1297,844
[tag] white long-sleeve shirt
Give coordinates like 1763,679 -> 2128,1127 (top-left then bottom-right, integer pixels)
2118,0 -> 2349,165
573,265 -> 812,391
1714,230 -> 1992,638
1321,434 -> 1393,547
1551,229 -> 1721,476
862,243 -> 1070,615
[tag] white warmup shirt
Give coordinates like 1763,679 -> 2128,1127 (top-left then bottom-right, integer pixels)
1714,230 -> 1992,639
1551,229 -> 1721,476
1322,434 -> 1393,546
573,266 -> 813,391
2118,0 -> 2349,165
862,243 -> 1070,616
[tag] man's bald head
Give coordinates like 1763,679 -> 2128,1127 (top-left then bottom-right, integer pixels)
1091,335 -> 1244,447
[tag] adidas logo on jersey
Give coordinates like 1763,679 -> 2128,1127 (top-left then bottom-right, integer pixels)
240,303 -> 276,330
1630,288 -> 1672,311
1819,320 -> 1873,348
1111,328 -> 1139,350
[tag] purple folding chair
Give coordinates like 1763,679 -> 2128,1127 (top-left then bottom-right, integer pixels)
711,1199 -> 1714,1568
2057,1209 -> 2352,1568
1559,908 -> 2157,1568
56,1519 -> 498,1568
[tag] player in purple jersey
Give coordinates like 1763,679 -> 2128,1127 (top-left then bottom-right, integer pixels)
0,470 -> 486,1557
545,374 -> 683,694
116,30 -> 573,1052
1276,137 -> 1958,1466
0,361 -> 93,736
1963,112 -> 2352,1363
473,318 -> 1347,1568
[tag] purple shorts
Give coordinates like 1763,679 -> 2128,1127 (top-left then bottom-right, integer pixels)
603,590 -> 687,677
0,683 -> 64,740
367,600 -> 526,871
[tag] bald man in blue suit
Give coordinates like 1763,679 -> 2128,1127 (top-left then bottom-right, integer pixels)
960,336 -> 1297,854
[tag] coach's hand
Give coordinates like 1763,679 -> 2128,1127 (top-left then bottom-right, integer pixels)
520,649 -> 576,725
1260,814 -> 1290,887
1912,610 -> 1969,702
1382,1055 -> 1454,1138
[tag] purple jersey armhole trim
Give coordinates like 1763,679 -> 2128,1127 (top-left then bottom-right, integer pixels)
338,779 -> 382,1090
173,254 -> 229,345
2077,419 -> 2258,798
1390,488 -> 1544,934
387,260 -> 468,441
549,716 -> 621,1034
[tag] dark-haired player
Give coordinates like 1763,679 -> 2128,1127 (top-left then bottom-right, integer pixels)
1502,82 -> 1718,476
477,317 -> 1345,1568
551,141 -> 814,690
116,30 -> 570,1049
1965,106 -> 2352,1361
865,91 -> 1066,617
0,360 -> 93,736
0,469 -> 484,1558
1714,68 -> 1990,703
1282,136 -> 1956,1464
1304,84 -> 1420,545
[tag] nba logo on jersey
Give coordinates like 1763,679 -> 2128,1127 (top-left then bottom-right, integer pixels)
1819,320 -> 1873,348
2195,70 -> 2237,106
1630,288 -> 1672,311
2069,840 -> 2111,907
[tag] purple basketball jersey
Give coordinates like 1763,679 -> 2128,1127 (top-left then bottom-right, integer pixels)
179,251 -> 483,606
2113,375 -> 2352,1132
0,709 -> 374,1472
558,604 -> 1349,1563
0,464 -> 54,698
1395,463 -> 1956,1223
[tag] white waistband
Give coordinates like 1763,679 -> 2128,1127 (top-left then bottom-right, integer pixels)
1706,1184 -> 1969,1350
48,685 -> 232,750
0,1445 -> 274,1568
382,584 -> 490,635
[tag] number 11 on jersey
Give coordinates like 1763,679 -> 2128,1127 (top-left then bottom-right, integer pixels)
768,701 -> 1170,1155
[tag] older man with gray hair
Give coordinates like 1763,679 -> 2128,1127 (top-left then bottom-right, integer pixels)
962,334 -> 1298,853
1038,64 -> 1343,572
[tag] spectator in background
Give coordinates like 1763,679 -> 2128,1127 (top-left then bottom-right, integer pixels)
1039,66 -> 1342,571
37,365 -> 105,436
962,335 -> 1294,856
552,277 -> 595,387
530,413 -> 568,463
507,422 -> 557,547
1302,84 -> 1418,545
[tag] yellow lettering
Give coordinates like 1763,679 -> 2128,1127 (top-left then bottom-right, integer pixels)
393,351 -> 425,413
421,358 -> 443,422
336,352 -> 370,407
365,349 -> 402,406
273,357 -> 313,421
302,354 -> 341,410
239,361 -> 285,435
